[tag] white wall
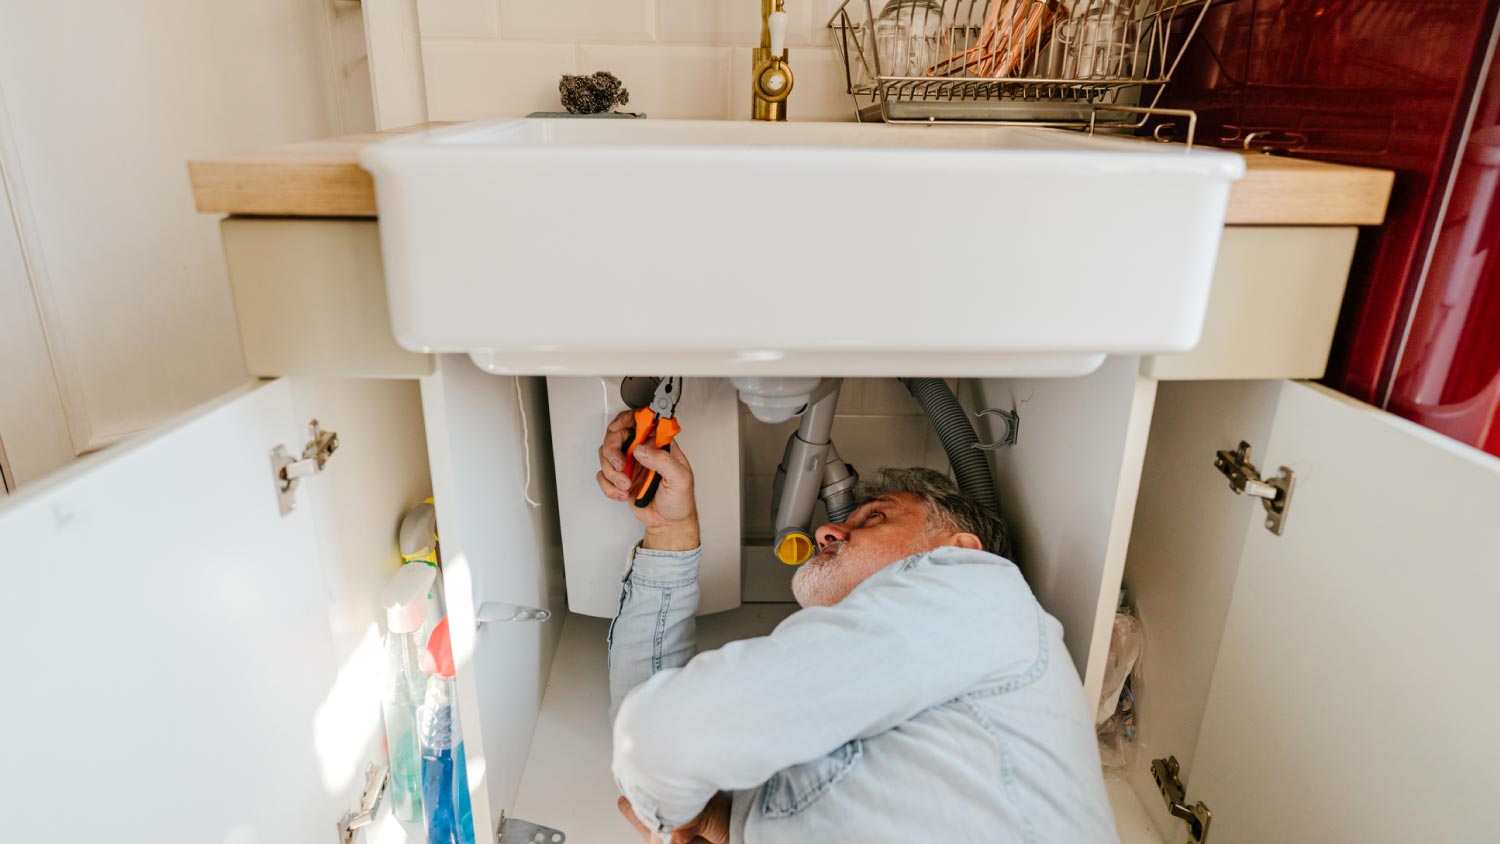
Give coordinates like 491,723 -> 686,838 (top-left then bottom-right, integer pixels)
416,0 -> 858,121
0,0 -> 372,482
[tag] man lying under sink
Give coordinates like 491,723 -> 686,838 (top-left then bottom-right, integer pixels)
595,412 -> 1116,843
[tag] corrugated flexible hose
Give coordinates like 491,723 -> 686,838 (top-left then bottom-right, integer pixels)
900,378 -> 1001,515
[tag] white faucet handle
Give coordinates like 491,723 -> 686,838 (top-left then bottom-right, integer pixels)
769,10 -> 789,57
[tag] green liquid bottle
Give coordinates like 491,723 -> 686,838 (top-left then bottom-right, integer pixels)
381,562 -> 438,823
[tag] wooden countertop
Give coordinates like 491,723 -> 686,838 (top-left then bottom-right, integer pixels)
189,123 -> 1395,226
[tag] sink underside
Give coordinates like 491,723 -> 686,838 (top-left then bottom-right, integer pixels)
362,119 -> 1244,378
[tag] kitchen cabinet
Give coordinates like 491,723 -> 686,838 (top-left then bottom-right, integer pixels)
0,369 -> 565,844
14,123 -> 1491,844
8,362 -> 1494,844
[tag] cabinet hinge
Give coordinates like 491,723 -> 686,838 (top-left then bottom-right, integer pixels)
1213,440 -> 1296,535
1151,756 -> 1212,843
271,419 -> 340,516
336,762 -> 387,844
498,812 -> 566,844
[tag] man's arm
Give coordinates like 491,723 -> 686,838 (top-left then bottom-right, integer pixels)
595,409 -> 723,838
612,548 -> 1043,833
607,542 -> 700,724
595,410 -> 704,719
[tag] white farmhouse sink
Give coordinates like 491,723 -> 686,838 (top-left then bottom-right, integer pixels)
362,119 -> 1244,377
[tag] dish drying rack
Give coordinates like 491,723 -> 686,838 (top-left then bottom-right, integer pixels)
828,0 -> 1215,145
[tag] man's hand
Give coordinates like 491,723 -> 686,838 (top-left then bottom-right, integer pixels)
596,409 -> 700,551
616,795 -> 729,844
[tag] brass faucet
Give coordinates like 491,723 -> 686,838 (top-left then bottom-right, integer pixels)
751,0 -> 793,121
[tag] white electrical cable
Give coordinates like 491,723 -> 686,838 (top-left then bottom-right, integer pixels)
599,376 -> 611,427
514,378 -> 541,509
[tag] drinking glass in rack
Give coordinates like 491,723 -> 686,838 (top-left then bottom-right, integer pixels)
874,0 -> 946,78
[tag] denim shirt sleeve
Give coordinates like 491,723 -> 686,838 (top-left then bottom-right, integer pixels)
611,547 -> 1041,834
607,543 -> 701,727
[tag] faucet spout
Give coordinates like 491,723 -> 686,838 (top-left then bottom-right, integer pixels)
752,0 -> 793,121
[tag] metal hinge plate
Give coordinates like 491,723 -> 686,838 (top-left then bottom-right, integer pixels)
498,813 -> 566,844
475,601 -> 552,629
336,762 -> 387,844
1151,756 -> 1212,843
1213,440 -> 1296,535
271,419 -> 340,516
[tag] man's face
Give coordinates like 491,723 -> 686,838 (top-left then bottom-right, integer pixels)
791,493 -> 952,607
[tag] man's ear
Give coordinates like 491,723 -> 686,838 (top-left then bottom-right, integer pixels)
948,532 -> 983,551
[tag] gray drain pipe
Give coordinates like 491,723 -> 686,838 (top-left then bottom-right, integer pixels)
769,379 -> 858,565
900,378 -> 1000,515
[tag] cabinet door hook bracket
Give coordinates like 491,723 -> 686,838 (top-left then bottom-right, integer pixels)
475,601 -> 552,628
498,812 -> 566,844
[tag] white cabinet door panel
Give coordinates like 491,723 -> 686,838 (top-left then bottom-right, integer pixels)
0,378 -> 430,843
419,359 -> 566,834
970,356 -> 1159,704
1184,382 -> 1500,843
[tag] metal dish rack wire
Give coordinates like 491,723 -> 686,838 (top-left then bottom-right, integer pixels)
828,0 -> 1215,145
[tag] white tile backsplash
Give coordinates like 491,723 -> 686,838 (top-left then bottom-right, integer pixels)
831,415 -> 936,472
500,0 -> 655,41
742,471 -> 777,539
576,44 -> 732,118
418,0 -> 855,121
835,378 -> 864,412
418,0 -> 500,38
423,40 -> 577,119
741,416 -> 797,475
857,377 -> 926,415
658,0 -> 814,47
814,0 -> 858,45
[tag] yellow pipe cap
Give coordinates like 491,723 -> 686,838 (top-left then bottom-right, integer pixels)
776,532 -> 814,566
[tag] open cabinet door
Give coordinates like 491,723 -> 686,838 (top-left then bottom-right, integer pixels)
0,378 -> 432,843
1174,382 -> 1500,843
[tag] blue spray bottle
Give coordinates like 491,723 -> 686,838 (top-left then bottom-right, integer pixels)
418,616 -> 475,844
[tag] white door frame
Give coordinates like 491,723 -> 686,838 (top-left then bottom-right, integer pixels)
362,0 -> 429,129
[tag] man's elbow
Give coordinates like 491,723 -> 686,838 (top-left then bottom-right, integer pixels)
612,687 -> 706,782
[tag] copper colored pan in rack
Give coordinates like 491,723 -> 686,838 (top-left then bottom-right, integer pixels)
928,0 -> 1065,78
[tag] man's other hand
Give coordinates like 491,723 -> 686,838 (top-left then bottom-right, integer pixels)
616,795 -> 730,844
596,409 -> 701,551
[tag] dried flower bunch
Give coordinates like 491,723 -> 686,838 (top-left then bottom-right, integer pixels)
559,71 -> 631,115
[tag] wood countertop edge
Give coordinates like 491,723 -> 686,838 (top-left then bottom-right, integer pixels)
189,123 -> 1396,226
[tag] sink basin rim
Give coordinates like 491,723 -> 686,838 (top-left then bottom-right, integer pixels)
361,118 -> 1246,182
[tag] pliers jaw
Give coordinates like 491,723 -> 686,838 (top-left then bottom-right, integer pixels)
619,376 -> 684,507
650,376 -> 682,419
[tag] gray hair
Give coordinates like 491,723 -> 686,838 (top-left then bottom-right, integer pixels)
855,467 -> 1012,559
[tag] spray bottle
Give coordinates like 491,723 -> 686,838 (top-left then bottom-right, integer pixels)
418,616 -> 475,844
379,562 -> 437,823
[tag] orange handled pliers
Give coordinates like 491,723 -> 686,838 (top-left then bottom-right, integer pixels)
620,376 -> 683,508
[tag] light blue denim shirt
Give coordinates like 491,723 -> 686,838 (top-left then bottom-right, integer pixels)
608,544 -> 1118,844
